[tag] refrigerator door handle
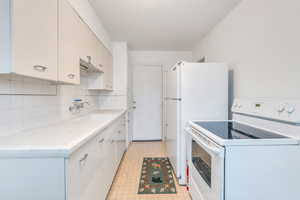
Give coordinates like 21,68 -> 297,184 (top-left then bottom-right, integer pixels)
166,98 -> 181,101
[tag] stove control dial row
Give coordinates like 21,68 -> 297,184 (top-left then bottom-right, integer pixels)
276,104 -> 296,114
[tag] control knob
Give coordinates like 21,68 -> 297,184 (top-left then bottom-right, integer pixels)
285,105 -> 295,114
277,104 -> 285,113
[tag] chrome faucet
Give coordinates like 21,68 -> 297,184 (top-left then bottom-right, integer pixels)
79,101 -> 89,109
69,99 -> 89,113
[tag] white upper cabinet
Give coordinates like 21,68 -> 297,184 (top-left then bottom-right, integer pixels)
58,0 -> 83,84
0,0 -> 58,81
0,0 -> 113,87
103,48 -> 113,90
86,34 -> 113,91
0,0 -> 10,73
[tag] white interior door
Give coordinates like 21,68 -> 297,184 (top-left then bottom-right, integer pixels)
132,66 -> 163,141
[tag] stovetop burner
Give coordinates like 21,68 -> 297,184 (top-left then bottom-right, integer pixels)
193,121 -> 287,140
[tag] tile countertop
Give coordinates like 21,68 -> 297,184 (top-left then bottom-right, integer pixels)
0,109 -> 127,158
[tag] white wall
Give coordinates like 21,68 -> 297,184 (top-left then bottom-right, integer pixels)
192,0 -> 300,102
68,0 -> 112,52
129,51 -> 192,70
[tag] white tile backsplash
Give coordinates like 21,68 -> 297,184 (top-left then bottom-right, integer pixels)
0,76 -> 101,136
0,74 -> 57,95
98,95 -> 127,110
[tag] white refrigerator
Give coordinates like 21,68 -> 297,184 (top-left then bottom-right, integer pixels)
165,61 -> 228,185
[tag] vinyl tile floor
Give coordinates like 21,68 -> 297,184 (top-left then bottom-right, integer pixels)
107,141 -> 191,200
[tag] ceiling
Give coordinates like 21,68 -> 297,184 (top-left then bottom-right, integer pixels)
90,0 -> 241,50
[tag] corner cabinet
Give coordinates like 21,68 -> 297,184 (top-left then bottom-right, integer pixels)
0,0 -> 58,81
0,113 -> 127,200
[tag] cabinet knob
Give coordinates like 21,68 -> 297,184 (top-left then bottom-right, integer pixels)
33,65 -> 47,72
98,138 -> 104,143
68,74 -> 75,79
79,153 -> 89,163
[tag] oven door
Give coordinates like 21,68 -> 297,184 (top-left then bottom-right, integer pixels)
186,127 -> 225,200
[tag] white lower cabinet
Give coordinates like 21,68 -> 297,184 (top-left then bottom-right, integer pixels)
66,115 -> 127,200
0,114 -> 127,200
115,121 -> 127,165
0,158 -> 65,200
66,134 -> 99,200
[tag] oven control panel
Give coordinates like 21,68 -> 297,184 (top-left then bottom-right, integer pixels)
232,99 -> 300,124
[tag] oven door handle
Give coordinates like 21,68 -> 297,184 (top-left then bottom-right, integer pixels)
186,127 -> 224,157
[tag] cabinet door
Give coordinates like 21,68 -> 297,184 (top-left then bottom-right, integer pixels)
101,127 -> 117,195
116,128 -> 123,165
93,38 -> 106,72
66,137 -> 98,200
103,48 -> 113,90
120,117 -> 127,157
95,134 -> 109,200
0,158 -> 65,200
11,0 -> 58,81
58,0 -> 81,84
79,23 -> 97,69
116,118 -> 126,164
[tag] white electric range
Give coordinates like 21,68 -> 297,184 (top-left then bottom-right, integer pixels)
185,99 -> 300,200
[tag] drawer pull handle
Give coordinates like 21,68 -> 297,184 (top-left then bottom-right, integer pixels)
79,153 -> 89,163
68,74 -> 75,79
33,65 -> 47,72
98,138 -> 104,143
